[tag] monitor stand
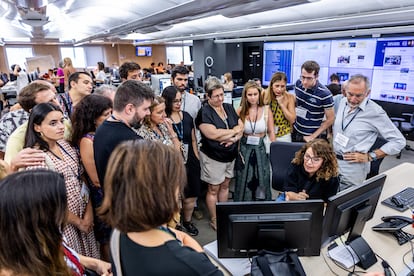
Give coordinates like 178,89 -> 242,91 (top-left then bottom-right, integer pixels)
348,236 -> 377,269
346,205 -> 377,269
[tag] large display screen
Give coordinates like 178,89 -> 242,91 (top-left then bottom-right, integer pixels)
262,36 -> 414,106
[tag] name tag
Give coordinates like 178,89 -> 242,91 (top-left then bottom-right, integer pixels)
296,107 -> 307,119
335,133 -> 349,147
246,136 -> 260,145
80,182 -> 90,204
274,126 -> 279,135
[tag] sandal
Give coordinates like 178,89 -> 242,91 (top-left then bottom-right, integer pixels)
209,218 -> 217,231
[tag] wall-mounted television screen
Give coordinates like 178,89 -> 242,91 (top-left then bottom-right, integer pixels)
136,46 -> 152,57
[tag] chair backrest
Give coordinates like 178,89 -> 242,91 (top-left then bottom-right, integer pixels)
366,136 -> 387,179
270,141 -> 304,191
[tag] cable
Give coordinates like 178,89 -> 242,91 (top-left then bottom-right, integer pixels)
402,249 -> 414,273
375,252 -> 396,276
322,247 -> 340,276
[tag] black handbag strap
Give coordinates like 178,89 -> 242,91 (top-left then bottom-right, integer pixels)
256,255 -> 274,276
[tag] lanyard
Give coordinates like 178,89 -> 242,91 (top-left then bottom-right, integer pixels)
248,106 -> 258,134
341,105 -> 361,131
171,112 -> 184,141
48,142 -> 81,180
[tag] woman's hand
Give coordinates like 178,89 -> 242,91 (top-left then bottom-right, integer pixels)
77,217 -> 93,233
286,191 -> 309,201
93,259 -> 112,276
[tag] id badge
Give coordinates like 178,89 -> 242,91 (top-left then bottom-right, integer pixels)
80,182 -> 90,204
335,133 -> 349,147
296,107 -> 307,119
182,143 -> 189,164
274,126 -> 279,135
246,136 -> 260,145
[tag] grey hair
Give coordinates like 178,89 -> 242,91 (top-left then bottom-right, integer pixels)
204,76 -> 224,97
348,74 -> 370,93
94,84 -> 117,97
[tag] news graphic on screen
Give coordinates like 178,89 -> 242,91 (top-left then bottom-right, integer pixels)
292,40 -> 331,84
371,37 -> 414,105
262,42 -> 294,86
329,39 -> 377,69
136,46 -> 152,57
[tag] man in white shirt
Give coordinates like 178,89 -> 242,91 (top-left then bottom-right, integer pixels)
11,64 -> 29,95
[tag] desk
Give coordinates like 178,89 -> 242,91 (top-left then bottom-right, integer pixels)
301,162 -> 414,275
206,163 -> 414,275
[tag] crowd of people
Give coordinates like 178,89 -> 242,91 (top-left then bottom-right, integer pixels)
0,57 -> 406,275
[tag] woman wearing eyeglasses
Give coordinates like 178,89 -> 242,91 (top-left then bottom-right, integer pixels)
162,86 -> 201,237
196,76 -> 244,230
263,72 -> 296,142
284,139 -> 339,202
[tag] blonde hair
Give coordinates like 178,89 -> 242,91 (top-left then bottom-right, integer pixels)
63,57 -> 73,67
239,80 -> 264,123
0,160 -> 8,180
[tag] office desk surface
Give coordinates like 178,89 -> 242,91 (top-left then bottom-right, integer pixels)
301,162 -> 414,275
208,163 -> 414,276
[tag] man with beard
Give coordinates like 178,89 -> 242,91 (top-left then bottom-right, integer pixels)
333,74 -> 405,190
94,80 -> 153,186
169,66 -> 201,120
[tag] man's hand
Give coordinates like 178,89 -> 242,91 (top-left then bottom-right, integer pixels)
343,152 -> 370,163
10,148 -> 46,171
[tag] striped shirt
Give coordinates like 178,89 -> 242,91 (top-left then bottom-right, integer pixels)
293,79 -> 333,136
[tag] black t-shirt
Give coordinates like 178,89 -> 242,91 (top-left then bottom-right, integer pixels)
284,163 -> 339,202
113,233 -> 224,276
196,103 -> 239,162
94,120 -> 141,186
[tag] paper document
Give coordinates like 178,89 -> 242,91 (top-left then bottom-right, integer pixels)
203,240 -> 251,276
327,244 -> 360,269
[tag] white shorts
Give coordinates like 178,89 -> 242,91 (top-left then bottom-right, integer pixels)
200,151 -> 234,185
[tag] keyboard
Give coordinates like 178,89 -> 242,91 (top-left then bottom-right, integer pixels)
381,187 -> 414,212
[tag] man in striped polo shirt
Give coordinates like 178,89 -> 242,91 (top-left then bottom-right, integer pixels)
292,60 -> 334,142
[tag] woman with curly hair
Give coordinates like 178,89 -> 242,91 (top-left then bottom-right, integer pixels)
70,94 -> 113,261
284,139 -> 339,202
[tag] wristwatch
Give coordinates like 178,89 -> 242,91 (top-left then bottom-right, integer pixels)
368,151 -> 377,162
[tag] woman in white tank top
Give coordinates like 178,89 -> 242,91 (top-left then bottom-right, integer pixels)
235,81 -> 275,201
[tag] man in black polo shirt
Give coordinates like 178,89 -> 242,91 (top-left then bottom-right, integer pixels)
94,80 -> 153,186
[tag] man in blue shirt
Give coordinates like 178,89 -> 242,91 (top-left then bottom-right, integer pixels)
293,60 -> 334,142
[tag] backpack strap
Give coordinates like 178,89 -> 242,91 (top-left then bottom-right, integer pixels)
110,229 -> 123,276
256,254 -> 273,276
288,251 -> 306,276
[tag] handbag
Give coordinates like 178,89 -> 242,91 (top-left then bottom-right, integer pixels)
251,249 -> 306,276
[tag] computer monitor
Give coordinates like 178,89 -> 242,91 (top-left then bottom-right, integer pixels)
150,74 -> 171,95
217,200 -> 324,258
321,174 -> 386,269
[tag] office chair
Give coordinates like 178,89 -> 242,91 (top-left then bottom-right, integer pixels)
269,141 -> 304,191
390,113 -> 414,159
366,136 -> 387,179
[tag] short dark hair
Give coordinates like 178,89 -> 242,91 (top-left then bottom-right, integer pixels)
113,80 -> 154,112
68,71 -> 91,90
100,140 -> 186,232
18,82 -> 52,112
97,62 -> 105,71
24,103 -> 63,151
119,62 -> 141,80
70,94 -> 113,146
161,86 -> 179,117
0,169 -> 70,276
301,60 -> 320,76
171,65 -> 189,79
329,73 -> 340,82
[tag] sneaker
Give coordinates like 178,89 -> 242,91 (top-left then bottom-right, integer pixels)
183,221 -> 199,236
193,209 -> 204,220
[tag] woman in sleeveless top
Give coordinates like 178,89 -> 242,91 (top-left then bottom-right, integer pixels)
235,81 -> 275,201
69,94 -> 113,261
263,72 -> 296,142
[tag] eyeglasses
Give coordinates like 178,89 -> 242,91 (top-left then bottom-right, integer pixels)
346,91 -> 366,99
304,154 -> 322,164
173,99 -> 182,103
300,75 -> 316,81
211,93 -> 224,99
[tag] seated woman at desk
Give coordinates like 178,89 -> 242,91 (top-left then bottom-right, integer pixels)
284,139 -> 339,202
222,72 -> 234,91
99,140 -> 223,275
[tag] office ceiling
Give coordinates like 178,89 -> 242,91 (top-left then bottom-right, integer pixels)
1,0 -> 414,46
